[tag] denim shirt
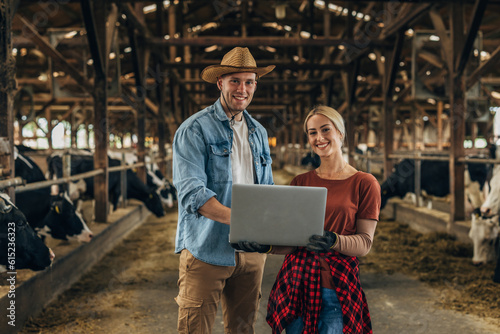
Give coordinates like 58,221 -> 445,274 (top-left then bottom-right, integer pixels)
172,99 -> 274,266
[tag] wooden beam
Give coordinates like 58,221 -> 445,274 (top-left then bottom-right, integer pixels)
380,3 -> 432,40
428,6 -> 453,70
14,15 -> 93,93
149,36 -> 387,47
456,0 -> 488,77
466,45 -> 500,90
384,31 -> 405,99
418,50 -> 446,69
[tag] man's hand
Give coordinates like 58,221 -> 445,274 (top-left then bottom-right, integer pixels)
306,231 -> 338,252
231,241 -> 272,253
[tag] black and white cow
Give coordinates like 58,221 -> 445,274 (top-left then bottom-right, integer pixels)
147,168 -> 177,209
14,150 -> 93,242
47,153 -> 165,217
108,150 -> 177,209
469,213 -> 499,263
471,163 -> 500,283
380,159 -> 489,210
0,193 -> 55,272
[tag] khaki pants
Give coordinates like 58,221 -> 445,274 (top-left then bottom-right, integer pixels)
175,249 -> 267,334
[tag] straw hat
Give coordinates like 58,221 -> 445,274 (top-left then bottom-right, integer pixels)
201,47 -> 275,83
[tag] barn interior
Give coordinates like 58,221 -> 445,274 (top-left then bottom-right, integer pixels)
2,0 -> 500,223
2,1 -> 500,332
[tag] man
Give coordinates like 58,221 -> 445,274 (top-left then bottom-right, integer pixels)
172,47 -> 275,333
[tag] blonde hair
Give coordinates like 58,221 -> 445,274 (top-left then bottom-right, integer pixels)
303,105 -> 346,144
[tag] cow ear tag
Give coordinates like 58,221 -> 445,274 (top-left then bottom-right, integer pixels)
55,205 -> 60,214
149,194 -> 153,199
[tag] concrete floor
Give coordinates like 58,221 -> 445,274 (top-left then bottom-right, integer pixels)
18,212 -> 500,334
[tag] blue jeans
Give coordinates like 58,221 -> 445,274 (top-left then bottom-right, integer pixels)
286,288 -> 343,334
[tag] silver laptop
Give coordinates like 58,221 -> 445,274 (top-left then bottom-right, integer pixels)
229,184 -> 327,246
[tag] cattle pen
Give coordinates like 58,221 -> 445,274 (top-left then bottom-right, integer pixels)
1,181 -> 498,333
0,149 -> 171,334
0,166 -> 498,333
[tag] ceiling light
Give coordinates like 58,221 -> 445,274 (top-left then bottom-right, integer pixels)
38,73 -> 48,82
300,31 -> 311,39
205,45 -> 218,52
143,4 -> 157,14
64,31 -> 78,39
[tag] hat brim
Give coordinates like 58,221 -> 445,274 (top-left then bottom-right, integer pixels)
201,65 -> 275,83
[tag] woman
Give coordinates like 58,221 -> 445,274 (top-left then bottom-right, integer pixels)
238,105 -> 380,333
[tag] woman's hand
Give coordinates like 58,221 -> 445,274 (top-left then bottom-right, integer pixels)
306,231 -> 338,252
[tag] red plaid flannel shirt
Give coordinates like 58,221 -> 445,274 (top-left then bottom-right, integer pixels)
266,248 -> 372,334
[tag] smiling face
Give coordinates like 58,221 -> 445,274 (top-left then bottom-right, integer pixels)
306,114 -> 343,158
217,72 -> 257,116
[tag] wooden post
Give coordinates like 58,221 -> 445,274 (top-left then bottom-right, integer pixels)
81,0 -> 109,222
437,101 -> 443,150
449,3 -> 466,226
127,9 -> 147,184
155,0 -> 168,177
0,0 -> 15,200
382,30 -> 405,179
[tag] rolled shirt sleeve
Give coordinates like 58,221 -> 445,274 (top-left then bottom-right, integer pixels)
173,122 -> 217,217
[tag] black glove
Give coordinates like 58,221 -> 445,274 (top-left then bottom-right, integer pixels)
306,231 -> 338,253
231,241 -> 272,253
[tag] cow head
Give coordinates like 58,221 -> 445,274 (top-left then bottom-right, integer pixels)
144,191 -> 165,217
380,159 -> 416,209
37,192 -> 93,243
0,193 -> 55,272
159,187 -> 175,208
469,212 -> 500,265
147,171 -> 177,209
68,179 -> 87,202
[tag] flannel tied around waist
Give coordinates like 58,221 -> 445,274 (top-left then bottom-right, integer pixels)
266,248 -> 372,334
